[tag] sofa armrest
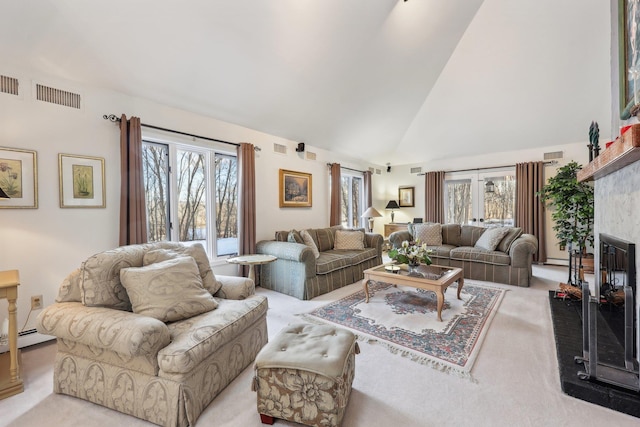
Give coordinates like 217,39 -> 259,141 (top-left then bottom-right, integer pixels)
36,302 -> 171,357
214,275 -> 255,300
364,233 -> 384,255
389,231 -> 413,249
256,240 -> 316,264
509,234 -> 539,267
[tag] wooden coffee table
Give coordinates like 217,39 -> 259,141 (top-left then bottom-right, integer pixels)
362,264 -> 464,322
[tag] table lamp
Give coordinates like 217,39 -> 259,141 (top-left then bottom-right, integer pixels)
385,200 -> 400,223
361,206 -> 382,232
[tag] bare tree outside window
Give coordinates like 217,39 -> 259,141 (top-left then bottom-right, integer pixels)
215,154 -> 238,255
446,180 -> 472,225
177,149 -> 206,242
143,143 -> 169,242
340,174 -> 363,228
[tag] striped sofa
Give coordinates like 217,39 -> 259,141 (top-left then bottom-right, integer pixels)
389,223 -> 538,287
256,226 -> 384,300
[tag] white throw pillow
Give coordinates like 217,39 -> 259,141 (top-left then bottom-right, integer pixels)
120,257 -> 218,322
301,229 -> 320,258
474,227 -> 510,251
334,230 -> 365,250
413,223 -> 443,246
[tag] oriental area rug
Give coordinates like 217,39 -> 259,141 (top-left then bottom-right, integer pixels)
299,281 -> 506,378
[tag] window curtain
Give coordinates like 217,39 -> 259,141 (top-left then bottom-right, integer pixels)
363,170 -> 372,209
329,163 -> 341,226
424,171 -> 445,223
238,142 -> 256,277
515,161 -> 546,263
119,114 -> 148,246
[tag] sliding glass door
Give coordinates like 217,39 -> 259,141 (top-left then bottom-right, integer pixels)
444,170 -> 515,227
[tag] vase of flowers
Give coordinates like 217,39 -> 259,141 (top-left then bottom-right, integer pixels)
388,240 -> 433,274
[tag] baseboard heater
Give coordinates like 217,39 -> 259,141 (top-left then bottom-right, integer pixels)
0,328 -> 53,354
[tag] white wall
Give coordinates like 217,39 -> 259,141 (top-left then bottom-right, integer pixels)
0,67 -> 383,344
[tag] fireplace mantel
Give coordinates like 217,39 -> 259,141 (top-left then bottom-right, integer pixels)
577,123 -> 640,182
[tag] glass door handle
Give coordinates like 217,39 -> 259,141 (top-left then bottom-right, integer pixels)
479,218 -> 484,222
471,218 -> 477,222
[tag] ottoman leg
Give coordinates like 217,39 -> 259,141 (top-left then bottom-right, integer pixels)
260,414 -> 275,425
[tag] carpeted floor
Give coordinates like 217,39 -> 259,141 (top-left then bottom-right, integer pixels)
2,265 -> 640,427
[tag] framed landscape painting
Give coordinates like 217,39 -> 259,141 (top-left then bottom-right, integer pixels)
398,186 -> 415,207
279,169 -> 312,207
59,153 -> 105,208
0,147 -> 38,209
620,0 -> 640,117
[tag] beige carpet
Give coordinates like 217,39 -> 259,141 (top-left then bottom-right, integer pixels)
3,265 -> 639,427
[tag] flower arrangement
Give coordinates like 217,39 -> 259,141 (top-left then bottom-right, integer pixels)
388,240 -> 433,266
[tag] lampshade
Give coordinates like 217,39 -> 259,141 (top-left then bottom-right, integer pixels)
361,207 -> 382,218
0,187 -> 9,199
385,200 -> 400,210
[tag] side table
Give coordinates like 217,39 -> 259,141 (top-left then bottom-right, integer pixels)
227,254 -> 277,284
0,270 -> 23,399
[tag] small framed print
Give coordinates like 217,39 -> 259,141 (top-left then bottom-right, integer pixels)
398,186 -> 415,207
59,154 -> 105,208
0,147 -> 38,209
279,169 -> 312,207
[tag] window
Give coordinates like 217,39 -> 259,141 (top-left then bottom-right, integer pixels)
340,172 -> 363,228
444,170 -> 515,227
142,139 -> 238,257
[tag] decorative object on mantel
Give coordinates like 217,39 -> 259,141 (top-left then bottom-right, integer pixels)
537,161 -> 594,285
577,123 -> 640,182
588,121 -> 600,162
385,200 -> 400,222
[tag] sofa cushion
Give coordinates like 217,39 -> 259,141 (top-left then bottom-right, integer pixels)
424,245 -> 456,259
413,223 -> 442,246
151,242 -> 222,295
56,268 -> 82,303
120,257 -> 218,322
287,229 -> 304,244
441,224 -> 462,246
301,229 -> 320,258
315,251 -> 351,274
497,227 -> 523,253
144,243 -> 222,295
158,295 -> 268,375
460,225 -> 486,247
450,247 -> 511,266
325,247 -> 378,266
334,230 -> 365,250
474,227 -> 510,251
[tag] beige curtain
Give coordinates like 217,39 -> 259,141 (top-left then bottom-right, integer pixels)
516,161 -> 546,263
424,171 -> 445,223
119,115 -> 147,246
238,143 -> 256,277
329,163 -> 341,226
363,170 -> 373,209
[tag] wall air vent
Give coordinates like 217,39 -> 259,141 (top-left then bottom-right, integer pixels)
368,167 -> 375,173
273,143 -> 287,154
375,169 -> 381,175
35,83 -> 81,109
0,75 -> 19,96
305,151 -> 316,161
543,151 -> 563,160
410,167 -> 422,174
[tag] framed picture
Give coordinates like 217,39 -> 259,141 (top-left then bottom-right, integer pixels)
0,147 -> 38,209
620,0 -> 640,117
398,186 -> 415,207
279,169 -> 312,207
59,154 -> 105,208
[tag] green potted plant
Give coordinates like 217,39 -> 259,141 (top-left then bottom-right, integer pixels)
537,161 -> 594,284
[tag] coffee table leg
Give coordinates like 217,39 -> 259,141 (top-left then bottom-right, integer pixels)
436,290 -> 444,322
363,278 -> 370,303
457,276 -> 464,300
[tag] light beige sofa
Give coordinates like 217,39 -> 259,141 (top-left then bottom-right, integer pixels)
389,223 -> 538,287
36,242 -> 268,427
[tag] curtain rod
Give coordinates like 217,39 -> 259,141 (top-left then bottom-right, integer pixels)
326,163 -> 367,174
103,114 -> 261,151
417,160 -> 557,176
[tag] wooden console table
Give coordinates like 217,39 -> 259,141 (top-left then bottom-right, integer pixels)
0,270 -> 23,399
384,223 -> 408,238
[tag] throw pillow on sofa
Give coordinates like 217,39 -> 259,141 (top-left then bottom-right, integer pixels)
287,229 -> 304,244
413,223 -> 443,246
120,257 -> 218,322
475,227 -> 510,251
496,227 -> 523,252
334,229 -> 365,250
301,229 -> 320,258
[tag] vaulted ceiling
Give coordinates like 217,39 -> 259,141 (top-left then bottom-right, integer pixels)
0,0 -> 612,166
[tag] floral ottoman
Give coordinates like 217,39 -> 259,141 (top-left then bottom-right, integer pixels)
252,323 -> 359,427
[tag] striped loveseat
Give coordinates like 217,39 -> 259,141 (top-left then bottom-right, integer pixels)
256,226 -> 383,300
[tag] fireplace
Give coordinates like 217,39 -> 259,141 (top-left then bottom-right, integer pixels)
575,233 -> 638,391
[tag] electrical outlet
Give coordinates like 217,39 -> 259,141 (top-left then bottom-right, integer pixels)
31,295 -> 43,310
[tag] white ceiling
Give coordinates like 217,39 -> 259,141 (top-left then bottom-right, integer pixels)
0,0 -> 612,166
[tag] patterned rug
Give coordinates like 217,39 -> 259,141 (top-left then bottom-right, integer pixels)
299,281 -> 506,378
